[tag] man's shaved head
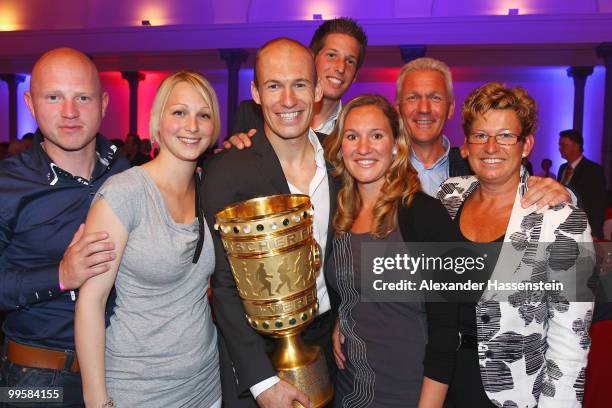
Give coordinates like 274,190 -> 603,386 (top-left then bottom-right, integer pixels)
30,48 -> 102,96
25,47 -> 108,157
253,38 -> 317,88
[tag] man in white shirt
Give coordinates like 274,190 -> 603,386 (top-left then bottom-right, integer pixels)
202,37 -> 338,408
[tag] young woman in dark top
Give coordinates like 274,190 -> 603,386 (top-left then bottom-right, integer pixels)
323,94 -> 458,407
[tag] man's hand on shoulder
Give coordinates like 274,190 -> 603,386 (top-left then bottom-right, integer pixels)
256,380 -> 311,408
522,176 -> 571,210
221,128 -> 257,151
58,224 -> 116,290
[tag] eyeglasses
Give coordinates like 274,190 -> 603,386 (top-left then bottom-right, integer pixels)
467,132 -> 521,145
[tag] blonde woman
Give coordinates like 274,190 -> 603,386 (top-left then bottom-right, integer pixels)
324,94 -> 457,407
75,71 -> 222,407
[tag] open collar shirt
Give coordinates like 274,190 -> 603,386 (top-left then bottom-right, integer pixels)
410,135 -> 451,197
0,130 -> 129,349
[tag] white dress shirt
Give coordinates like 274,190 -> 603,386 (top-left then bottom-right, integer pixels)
313,101 -> 341,136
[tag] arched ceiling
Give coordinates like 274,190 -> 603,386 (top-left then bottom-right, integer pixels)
2,0 -> 612,30
1,0 -> 611,72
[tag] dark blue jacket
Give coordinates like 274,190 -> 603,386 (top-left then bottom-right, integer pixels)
0,130 -> 129,349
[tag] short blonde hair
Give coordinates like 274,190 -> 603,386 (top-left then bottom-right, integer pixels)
149,70 -> 221,145
395,57 -> 454,104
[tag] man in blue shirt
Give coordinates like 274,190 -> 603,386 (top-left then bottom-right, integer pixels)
0,48 -> 128,406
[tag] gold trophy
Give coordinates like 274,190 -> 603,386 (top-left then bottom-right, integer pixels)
215,194 -> 333,408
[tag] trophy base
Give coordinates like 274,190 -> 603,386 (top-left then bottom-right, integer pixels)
272,334 -> 334,408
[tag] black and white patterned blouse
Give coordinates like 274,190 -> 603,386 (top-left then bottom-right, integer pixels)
437,169 -> 594,408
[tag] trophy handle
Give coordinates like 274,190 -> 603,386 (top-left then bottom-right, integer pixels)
312,241 -> 321,272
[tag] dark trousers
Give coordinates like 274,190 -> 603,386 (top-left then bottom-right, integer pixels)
1,342 -> 84,408
445,347 -> 496,408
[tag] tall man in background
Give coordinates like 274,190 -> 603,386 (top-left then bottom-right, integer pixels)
225,17 -> 367,147
558,128 -> 606,238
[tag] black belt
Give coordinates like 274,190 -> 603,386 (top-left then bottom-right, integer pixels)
459,333 -> 478,349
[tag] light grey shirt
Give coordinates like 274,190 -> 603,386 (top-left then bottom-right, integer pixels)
95,167 -> 221,408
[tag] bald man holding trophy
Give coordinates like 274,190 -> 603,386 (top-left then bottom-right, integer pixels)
202,38 -> 338,408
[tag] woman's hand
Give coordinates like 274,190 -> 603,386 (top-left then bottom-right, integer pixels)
332,319 -> 346,370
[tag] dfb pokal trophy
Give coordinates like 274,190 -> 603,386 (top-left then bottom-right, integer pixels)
215,194 -> 333,407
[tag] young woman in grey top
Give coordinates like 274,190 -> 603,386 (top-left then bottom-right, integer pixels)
75,71 -> 222,408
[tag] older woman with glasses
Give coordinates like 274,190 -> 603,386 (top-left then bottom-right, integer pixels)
432,82 -> 593,407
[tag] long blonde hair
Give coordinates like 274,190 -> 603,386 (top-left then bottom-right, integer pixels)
324,94 -> 421,238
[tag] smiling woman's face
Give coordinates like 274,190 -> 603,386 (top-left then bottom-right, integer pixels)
158,81 -> 214,162
465,109 -> 533,186
341,104 -> 396,191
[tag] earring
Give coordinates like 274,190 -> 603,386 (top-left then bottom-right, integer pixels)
392,147 -> 398,155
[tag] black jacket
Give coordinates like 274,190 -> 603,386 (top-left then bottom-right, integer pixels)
448,146 -> 472,177
231,99 -> 264,135
558,157 -> 606,238
201,126 -> 338,405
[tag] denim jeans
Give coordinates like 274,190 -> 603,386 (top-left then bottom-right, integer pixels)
1,351 -> 84,408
